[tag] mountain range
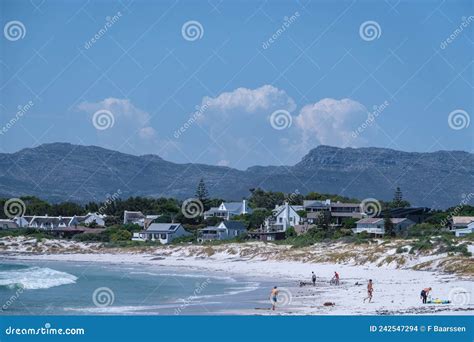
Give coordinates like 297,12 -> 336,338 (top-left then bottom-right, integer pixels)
0,143 -> 472,209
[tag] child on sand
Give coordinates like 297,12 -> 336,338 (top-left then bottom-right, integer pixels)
363,279 -> 373,303
270,286 -> 279,310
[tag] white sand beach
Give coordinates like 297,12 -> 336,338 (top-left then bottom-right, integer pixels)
1,236 -> 473,315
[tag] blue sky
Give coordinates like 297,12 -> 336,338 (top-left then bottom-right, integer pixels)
0,0 -> 472,169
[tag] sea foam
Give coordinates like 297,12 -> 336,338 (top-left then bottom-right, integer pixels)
0,266 -> 77,290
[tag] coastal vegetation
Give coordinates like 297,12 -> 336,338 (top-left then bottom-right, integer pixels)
1,186 -> 473,258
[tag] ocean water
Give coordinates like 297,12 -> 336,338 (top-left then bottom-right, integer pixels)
0,260 -> 275,315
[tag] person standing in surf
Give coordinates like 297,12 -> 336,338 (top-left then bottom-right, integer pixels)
270,286 -> 279,310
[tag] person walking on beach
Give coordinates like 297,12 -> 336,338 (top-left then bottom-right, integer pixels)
311,272 -> 316,286
363,279 -> 373,303
332,271 -> 340,285
270,286 -> 279,310
420,287 -> 432,304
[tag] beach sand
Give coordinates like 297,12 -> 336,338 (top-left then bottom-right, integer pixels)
1,236 -> 472,315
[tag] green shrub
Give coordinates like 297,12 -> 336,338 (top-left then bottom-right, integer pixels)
409,238 -> 433,253
110,229 -> 132,242
396,246 -> 408,253
285,227 -> 297,238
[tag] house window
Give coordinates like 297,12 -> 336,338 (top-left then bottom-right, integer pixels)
160,234 -> 167,240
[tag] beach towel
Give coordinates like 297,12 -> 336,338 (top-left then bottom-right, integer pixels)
426,299 -> 451,304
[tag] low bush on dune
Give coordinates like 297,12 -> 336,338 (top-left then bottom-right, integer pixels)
0,228 -> 53,240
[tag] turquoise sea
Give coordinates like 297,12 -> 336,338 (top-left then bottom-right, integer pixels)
0,260 -> 276,315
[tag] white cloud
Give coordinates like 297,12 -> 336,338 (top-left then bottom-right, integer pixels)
294,98 -> 369,148
201,84 -> 296,115
77,98 -> 156,140
217,159 -> 230,167
139,126 -> 157,139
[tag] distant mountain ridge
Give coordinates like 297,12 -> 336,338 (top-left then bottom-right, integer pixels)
0,143 -> 472,209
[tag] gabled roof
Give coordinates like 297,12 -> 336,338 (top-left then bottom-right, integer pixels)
17,216 -> 35,223
273,204 -> 303,216
29,216 -> 74,226
219,220 -> 247,230
223,202 -> 244,212
146,223 -> 182,232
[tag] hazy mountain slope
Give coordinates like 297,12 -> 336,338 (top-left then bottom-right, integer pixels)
0,143 -> 471,208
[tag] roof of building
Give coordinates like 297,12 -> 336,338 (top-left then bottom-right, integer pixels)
17,216 -> 35,223
356,218 -> 411,224
330,202 -> 360,208
29,216 -> 74,226
304,200 -> 360,208
205,201 -> 252,215
199,226 -> 226,232
303,200 -> 331,208
219,220 -> 247,231
0,219 -> 18,227
124,211 -> 145,220
452,216 -> 474,225
146,223 -> 182,232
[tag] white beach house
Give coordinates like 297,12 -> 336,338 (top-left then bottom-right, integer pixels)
203,200 -> 251,220
197,220 -> 247,242
27,215 -> 77,230
132,223 -> 191,244
304,199 -> 362,225
352,218 -> 415,236
264,202 -> 303,232
123,210 -> 160,228
75,212 -> 107,227
454,221 -> 474,237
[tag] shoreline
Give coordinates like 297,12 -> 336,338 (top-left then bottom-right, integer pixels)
2,248 -> 473,316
